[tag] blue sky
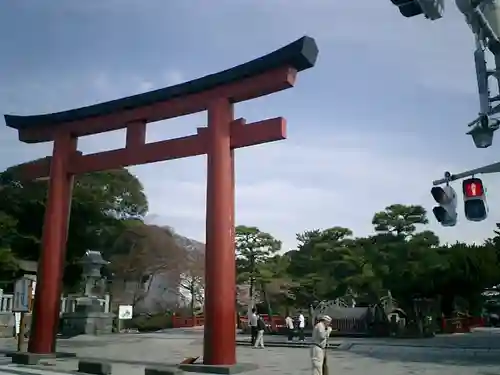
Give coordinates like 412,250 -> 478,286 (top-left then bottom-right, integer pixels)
1,0 -> 499,251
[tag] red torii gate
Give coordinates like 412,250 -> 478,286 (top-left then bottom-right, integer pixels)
4,36 -> 318,367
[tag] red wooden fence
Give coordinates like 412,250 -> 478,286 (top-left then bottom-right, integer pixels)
441,316 -> 484,333
172,314 -> 285,330
172,315 -> 205,328
174,313 -> 485,332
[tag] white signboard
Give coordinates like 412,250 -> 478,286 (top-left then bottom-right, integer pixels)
14,312 -> 21,334
13,278 -> 30,313
118,305 -> 133,320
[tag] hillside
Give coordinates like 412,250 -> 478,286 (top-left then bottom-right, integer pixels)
161,226 -> 205,253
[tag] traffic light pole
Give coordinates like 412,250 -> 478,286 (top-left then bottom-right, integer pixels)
390,0 -> 500,148
389,0 -> 494,224
432,161 -> 500,186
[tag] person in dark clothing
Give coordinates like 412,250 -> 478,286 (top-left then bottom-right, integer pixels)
254,314 -> 266,348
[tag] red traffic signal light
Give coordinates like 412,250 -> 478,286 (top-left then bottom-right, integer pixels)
463,178 -> 484,198
462,177 -> 488,222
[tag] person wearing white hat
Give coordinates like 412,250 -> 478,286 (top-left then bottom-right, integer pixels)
310,315 -> 333,375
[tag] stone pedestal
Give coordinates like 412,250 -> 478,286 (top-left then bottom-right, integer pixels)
0,312 -> 15,337
0,312 -> 33,338
60,297 -> 114,336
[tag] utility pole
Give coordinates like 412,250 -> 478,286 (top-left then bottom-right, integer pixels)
388,1 -> 499,225
457,0 -> 500,147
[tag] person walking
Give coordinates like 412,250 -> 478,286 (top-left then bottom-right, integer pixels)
310,315 -> 332,375
254,314 -> 266,349
298,312 -> 305,341
248,307 -> 258,345
285,315 -> 294,341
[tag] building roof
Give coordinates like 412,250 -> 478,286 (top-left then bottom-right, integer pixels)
16,260 -> 38,274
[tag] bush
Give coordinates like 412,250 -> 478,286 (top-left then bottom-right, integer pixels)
124,313 -> 173,332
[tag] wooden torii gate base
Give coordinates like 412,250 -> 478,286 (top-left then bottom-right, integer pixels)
4,36 -> 318,371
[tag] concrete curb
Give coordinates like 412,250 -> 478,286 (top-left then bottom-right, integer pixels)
145,367 -> 183,375
179,362 -> 258,374
3,350 -> 76,359
235,341 -> 341,349
346,342 -> 500,350
78,360 -> 112,375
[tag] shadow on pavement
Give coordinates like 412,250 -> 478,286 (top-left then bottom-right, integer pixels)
57,333 -> 80,340
347,345 -> 500,367
73,356 -> 180,368
0,369 -> 46,375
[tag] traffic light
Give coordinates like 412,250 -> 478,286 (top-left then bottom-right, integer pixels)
431,185 -> 457,226
390,0 -> 444,20
463,177 -> 488,221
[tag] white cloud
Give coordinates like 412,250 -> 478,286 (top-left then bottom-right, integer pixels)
194,0 -> 478,95
163,70 -> 184,86
137,81 -> 155,92
134,125 -> 490,252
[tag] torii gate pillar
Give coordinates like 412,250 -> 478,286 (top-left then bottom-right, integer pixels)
204,98 -> 235,363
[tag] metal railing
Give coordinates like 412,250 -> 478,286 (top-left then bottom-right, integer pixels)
0,294 -> 110,314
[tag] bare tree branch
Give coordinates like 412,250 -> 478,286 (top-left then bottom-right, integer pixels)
109,224 -> 188,308
179,249 -> 205,315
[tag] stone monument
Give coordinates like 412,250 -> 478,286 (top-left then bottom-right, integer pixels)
60,250 -> 114,336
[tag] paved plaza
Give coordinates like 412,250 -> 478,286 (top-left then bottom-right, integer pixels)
0,328 -> 498,374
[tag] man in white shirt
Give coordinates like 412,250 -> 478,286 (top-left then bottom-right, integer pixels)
311,315 -> 332,375
285,315 -> 294,341
248,307 -> 258,345
298,312 -> 305,341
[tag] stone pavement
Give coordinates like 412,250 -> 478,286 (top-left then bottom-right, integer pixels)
238,326 -> 500,349
0,328 -> 498,374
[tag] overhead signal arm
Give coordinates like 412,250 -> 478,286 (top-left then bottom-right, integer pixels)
432,161 -> 500,186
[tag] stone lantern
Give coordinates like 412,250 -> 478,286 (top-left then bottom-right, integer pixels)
79,250 -> 108,298
60,250 -> 115,336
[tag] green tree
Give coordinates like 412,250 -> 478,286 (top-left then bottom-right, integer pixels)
434,242 -> 500,316
369,204 -> 439,298
372,204 -> 428,237
287,227 -> 354,306
235,225 -> 282,299
332,236 -> 384,302
0,211 -> 21,278
0,164 -> 149,290
257,254 -> 295,315
260,202 -> 500,330
485,223 -> 500,262
0,211 -> 20,282
409,230 -> 440,248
